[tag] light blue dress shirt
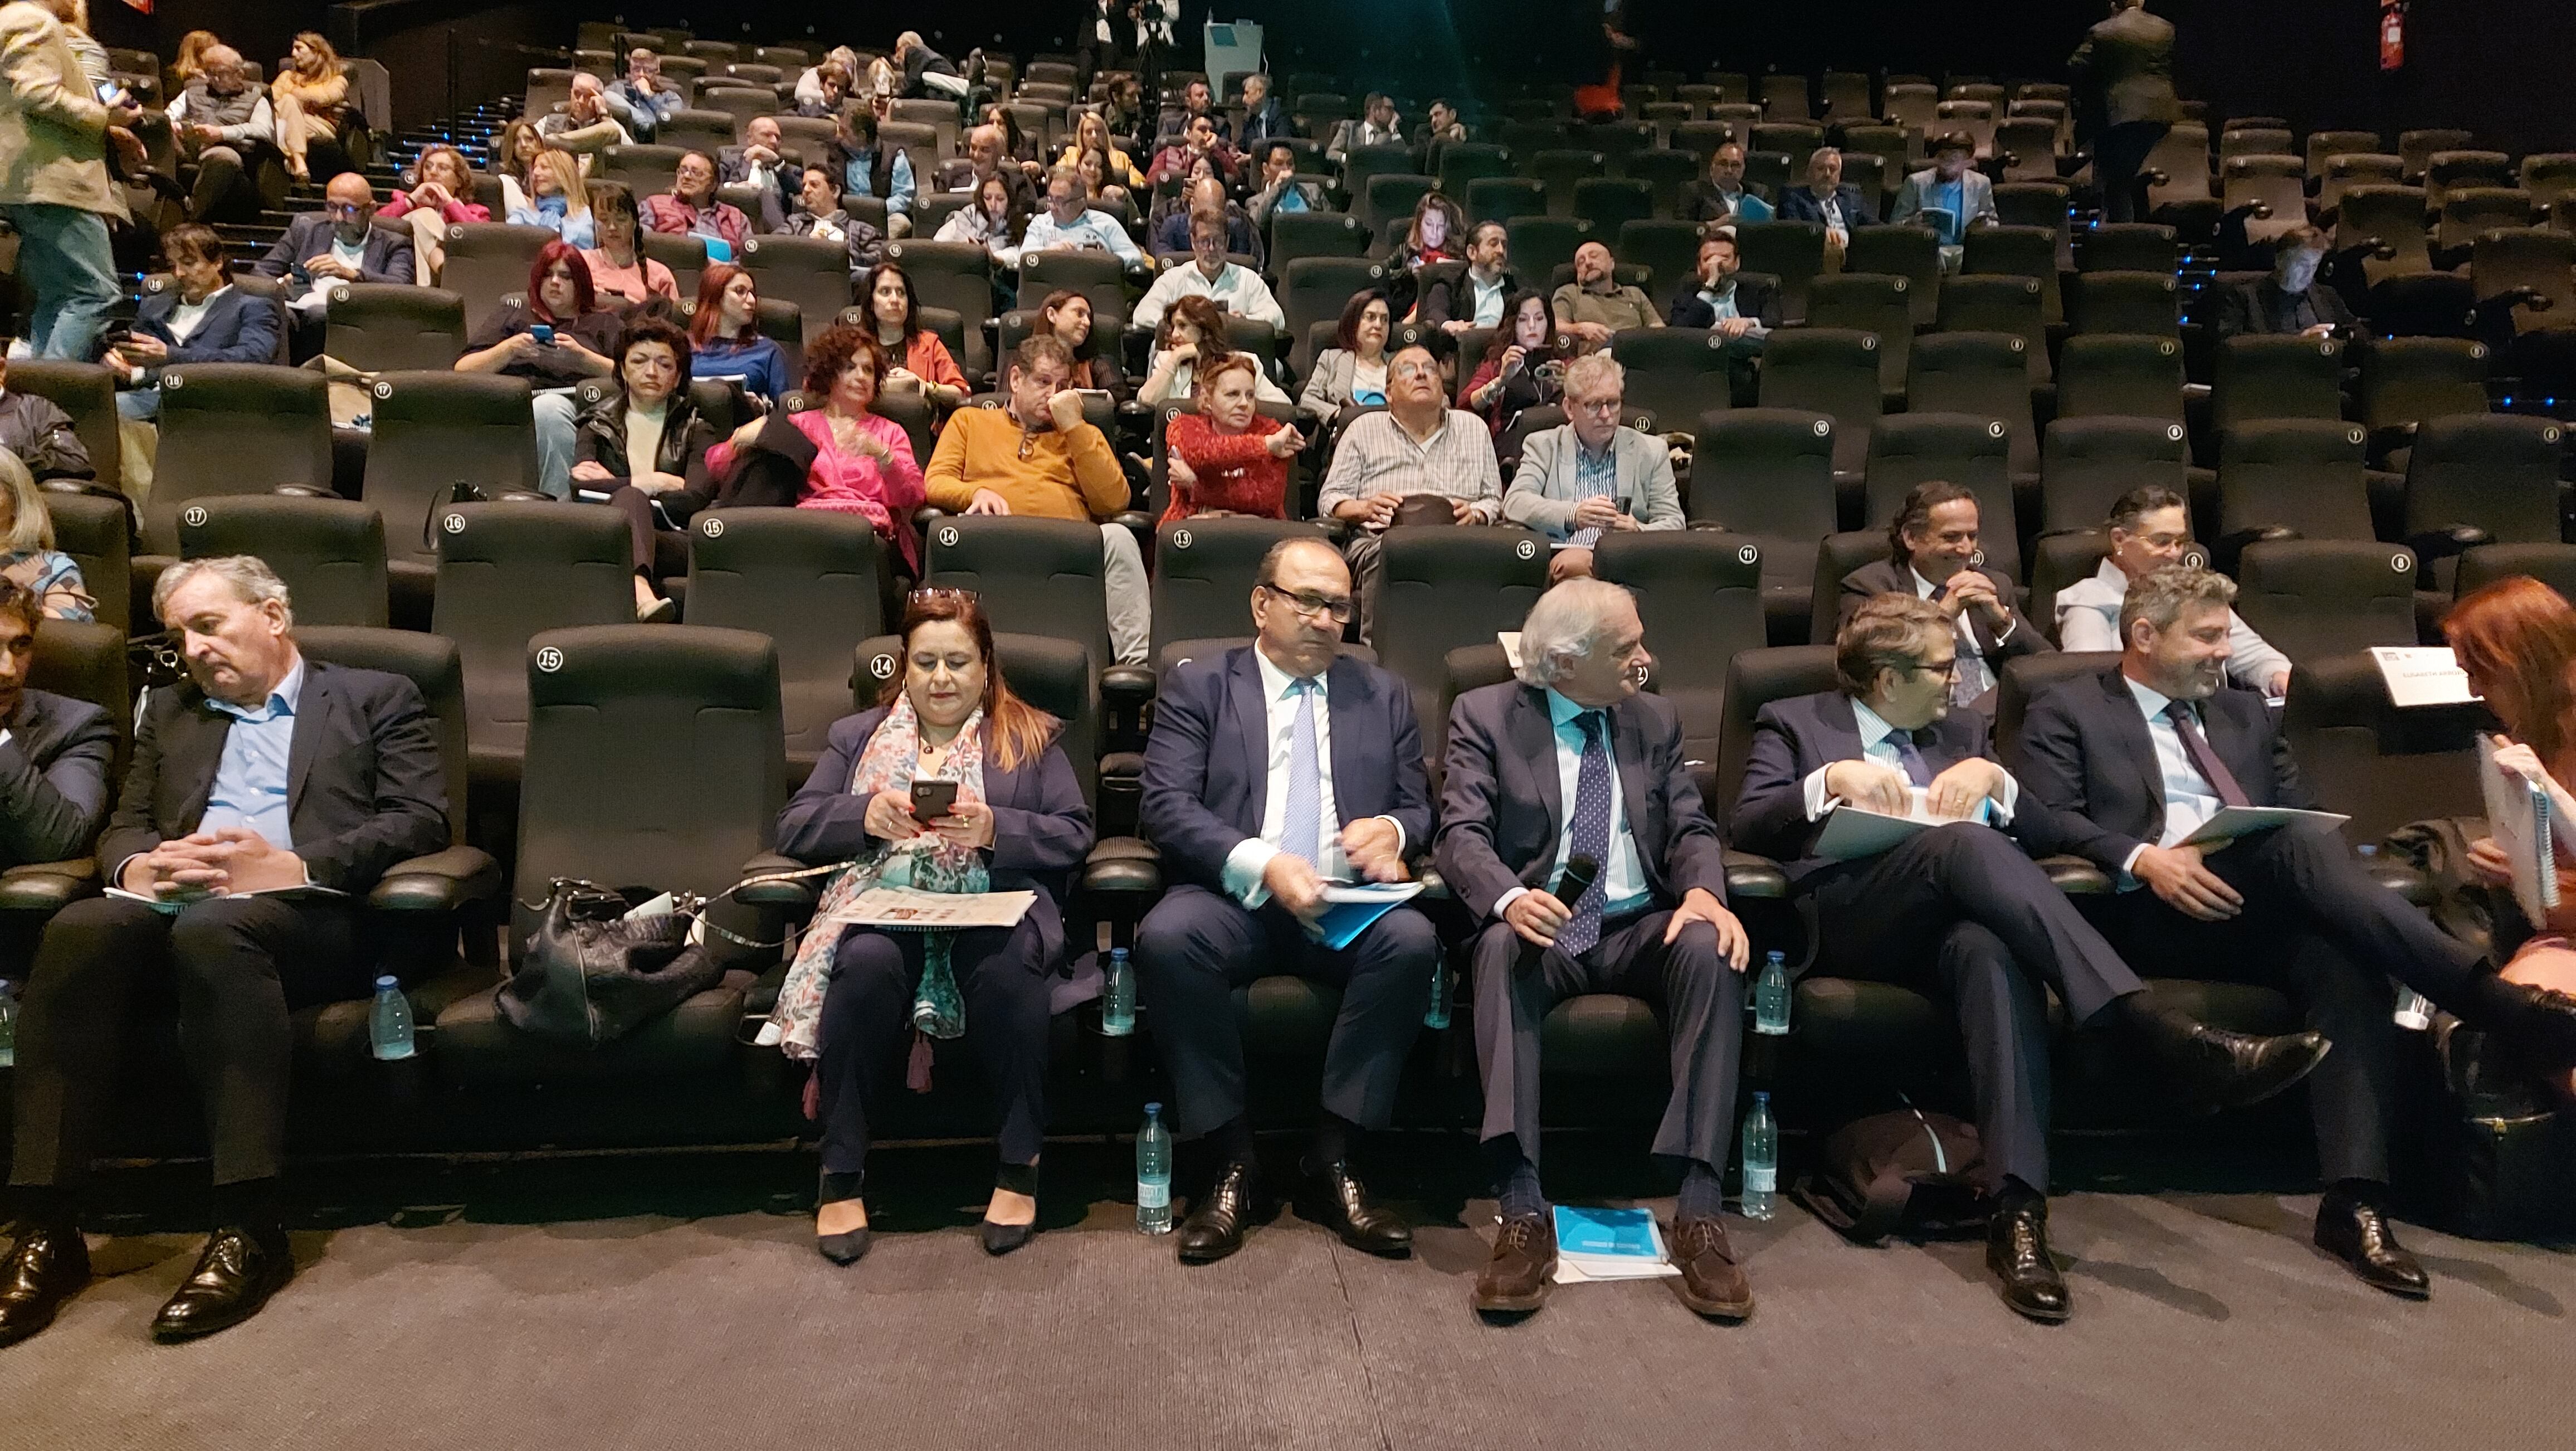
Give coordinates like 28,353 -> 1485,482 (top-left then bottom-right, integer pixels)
201,656 -> 304,851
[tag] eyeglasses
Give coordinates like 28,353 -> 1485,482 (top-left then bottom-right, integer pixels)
323,202 -> 369,217
1258,583 -> 1355,624
907,587 -> 980,606
1912,657 -> 1962,680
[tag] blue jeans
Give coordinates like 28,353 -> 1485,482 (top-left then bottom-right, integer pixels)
3,204 -> 119,362
531,389 -> 578,499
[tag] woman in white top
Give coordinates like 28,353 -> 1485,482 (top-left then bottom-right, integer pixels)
1139,294 -> 1290,407
1300,288 -> 1393,424
932,173 -> 1029,271
2053,484 -> 2294,696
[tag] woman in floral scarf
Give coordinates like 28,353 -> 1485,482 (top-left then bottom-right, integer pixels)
768,590 -> 1092,1264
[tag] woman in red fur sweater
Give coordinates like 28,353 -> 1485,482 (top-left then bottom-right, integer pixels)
1159,353 -> 1308,524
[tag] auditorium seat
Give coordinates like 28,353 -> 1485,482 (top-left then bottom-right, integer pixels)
2425,150 -> 2518,211
2456,542 -> 2576,605
431,501 -> 636,786
1865,412 -> 2020,578
2306,130 -> 2383,177
321,284 -> 467,373
1735,219 -> 1827,323
2316,154 -> 2406,217
2522,154 -> 2576,214
2281,650 -> 2484,860
2233,539 -> 2422,660
885,241 -> 996,379
1527,149 -> 1601,218
1149,517 -> 1322,665
2335,183 -> 2435,286
2212,334 -> 2349,437
1881,82 -> 1938,140
1819,71 -> 1874,126
1804,272 -> 1915,403
2357,337 -> 2491,469
2040,417 -> 2192,535
362,371 -> 541,624
2213,418 -> 2374,570
740,234 -> 855,338
2055,333 -> 2187,422
1373,525 -> 1549,780
438,222 -> 558,321
1017,248 -> 1128,332
2436,188 -> 2534,265
1843,225 -> 1943,327
1609,328 -> 1733,427
2401,413 -> 2565,600
2027,532 -> 2106,644
1963,225 -> 2063,326
1994,119 -> 2060,184
2143,123 -> 2219,240
145,363 -> 335,557
1269,211 -> 1369,276
1593,529 -> 1764,796
435,625 -> 786,1092
1905,330 -> 2040,480
1758,74 -> 1812,123
2077,222 -> 2178,275
36,488 -> 129,633
1686,408 -> 1838,643
1281,258 -> 1388,377
683,508 -> 890,772
1619,150 -> 1702,218
175,495 -> 389,628
1436,142 -> 1513,200
1574,177 -> 1655,237
1757,327 -> 1881,483
6,361 -> 120,496
1807,530 -> 1890,647
1505,216 -> 1594,292
1613,218 -> 1705,301
1935,274 -> 2049,382
2067,271 -> 2180,338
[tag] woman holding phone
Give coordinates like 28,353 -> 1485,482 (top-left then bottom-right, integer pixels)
767,589 -> 1094,1264
455,242 -> 621,496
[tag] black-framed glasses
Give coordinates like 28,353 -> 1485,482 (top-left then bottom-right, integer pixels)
1913,656 -> 1962,680
1257,583 -> 1354,624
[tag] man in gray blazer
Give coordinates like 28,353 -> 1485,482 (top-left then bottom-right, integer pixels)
1889,133 -> 2001,251
1437,579 -> 1754,1320
0,0 -> 138,361
2070,0 -> 2180,223
0,580 -> 114,868
0,555 -> 447,1347
1502,353 -> 1682,582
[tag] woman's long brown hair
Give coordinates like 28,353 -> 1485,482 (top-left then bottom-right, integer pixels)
2445,575 -> 2576,770
876,592 -> 1061,772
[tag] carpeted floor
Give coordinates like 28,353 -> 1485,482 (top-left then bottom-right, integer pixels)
1,1142 -> 2570,1451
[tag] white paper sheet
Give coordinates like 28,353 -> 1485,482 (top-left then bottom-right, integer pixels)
2370,646 -> 2481,708
2479,736 -> 2559,923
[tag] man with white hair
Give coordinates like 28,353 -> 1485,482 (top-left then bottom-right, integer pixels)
0,556 -> 448,1346
607,47 -> 682,139
163,40 -> 271,221
536,71 -> 631,156
1503,354 -> 1682,581
1435,578 -> 1755,1321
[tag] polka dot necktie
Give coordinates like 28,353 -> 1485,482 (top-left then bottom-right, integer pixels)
1557,711 -> 1614,955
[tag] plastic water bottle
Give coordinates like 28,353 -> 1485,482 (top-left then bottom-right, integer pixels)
1101,947 -> 1136,1036
1739,1090 -> 1777,1221
1753,951 -> 1792,1035
1424,959 -> 1451,1030
368,975 -> 416,1061
0,980 -> 16,1069
1135,1102 -> 1173,1234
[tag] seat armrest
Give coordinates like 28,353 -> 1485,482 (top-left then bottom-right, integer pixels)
2212,524 -> 2299,577
2404,524 -> 2490,563
1081,838 -> 1163,900
734,851 -> 824,910
0,858 -> 100,916
2037,855 -> 2114,895
365,845 -> 502,912
1101,663 -> 1157,709
912,504 -> 951,528
496,490 -> 553,503
1723,849 -> 1788,900
2362,854 -> 2437,908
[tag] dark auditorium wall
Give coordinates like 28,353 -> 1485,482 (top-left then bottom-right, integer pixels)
81,0 -> 2576,156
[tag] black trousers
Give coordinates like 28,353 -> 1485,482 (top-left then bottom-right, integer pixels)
606,485 -> 684,577
2089,824 -> 2447,1184
1472,908 -> 1743,1171
2096,120 -> 2171,225
9,894 -> 363,1192
815,922 -> 1055,1175
1807,822 -> 2146,1193
1132,884 -> 1437,1138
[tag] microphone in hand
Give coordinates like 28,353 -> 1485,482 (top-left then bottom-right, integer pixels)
1555,853 -> 1601,913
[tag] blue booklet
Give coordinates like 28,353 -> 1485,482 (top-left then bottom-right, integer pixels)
1308,882 -> 1424,951
1553,1205 -> 1663,1259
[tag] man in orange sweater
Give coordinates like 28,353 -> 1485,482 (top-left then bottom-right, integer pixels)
924,335 -> 1149,661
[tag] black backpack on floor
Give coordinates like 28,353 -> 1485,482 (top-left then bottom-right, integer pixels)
1793,1103 -> 1992,1245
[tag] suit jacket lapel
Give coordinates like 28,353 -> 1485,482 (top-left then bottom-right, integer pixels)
1610,700 -> 1656,885
2099,670 -> 2167,821
1227,649 -> 1271,836
285,664 -> 333,824
1506,687 -> 1561,851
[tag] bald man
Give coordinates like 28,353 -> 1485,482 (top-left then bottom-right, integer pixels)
718,116 -> 794,232
253,172 -> 413,357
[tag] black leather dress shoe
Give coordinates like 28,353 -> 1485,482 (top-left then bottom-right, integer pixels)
150,1227 -> 294,1342
2315,1195 -> 2431,1299
2134,1012 -> 2333,1112
0,1224 -> 91,1348
1298,1161 -> 1412,1258
1985,1196 -> 2071,1323
1176,1161 -> 1262,1265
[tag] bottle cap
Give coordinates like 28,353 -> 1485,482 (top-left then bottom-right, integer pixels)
1144,1101 -> 1162,1114
1753,1090 -> 1770,1104
375,974 -> 400,990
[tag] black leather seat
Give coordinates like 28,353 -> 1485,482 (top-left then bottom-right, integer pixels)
923,514 -> 1155,729
1808,529 -> 1894,649
2402,414 -> 2564,576
1149,517 -> 1324,664
362,371 -> 542,627
2235,539 -> 2422,661
2054,333 -> 2187,423
1806,272 -> 1915,403
2282,650 -> 2485,850
2213,334 -> 2349,437
1735,219 -> 1826,322
1373,525 -> 1550,782
1963,224 -> 2063,327
147,363 -> 335,556
435,625 -> 786,1090
437,222 -> 558,322
1864,412 -> 2021,580
2213,418 -> 2375,571
1593,529 -> 1763,800
430,501 -> 636,787
6,360 -> 122,495
36,488 -> 131,632
2356,337 -> 2490,468
1608,327 -> 1733,430
323,283 -> 468,373
2456,542 -> 2576,603
174,495 -> 390,628
1280,258 -> 1388,378
1905,331 -> 2040,481
2067,271 -> 2181,337
885,240 -> 996,378
684,508 -> 891,773
1757,327 -> 1882,481
2040,417 -> 2192,535
1844,225 -> 1943,327
2077,223 -> 2179,274
740,234 -> 855,340
1687,407 -> 1840,644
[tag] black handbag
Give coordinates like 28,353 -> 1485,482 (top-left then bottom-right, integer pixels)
500,879 -> 728,1046
1792,1103 -> 1992,1245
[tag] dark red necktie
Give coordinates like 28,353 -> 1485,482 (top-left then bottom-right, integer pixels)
2165,702 -> 2250,809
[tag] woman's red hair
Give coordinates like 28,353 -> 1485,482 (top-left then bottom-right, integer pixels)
689,263 -> 755,346
876,591 -> 1061,772
526,241 -> 596,321
2445,575 -> 2576,768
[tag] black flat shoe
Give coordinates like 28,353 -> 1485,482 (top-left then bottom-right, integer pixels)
980,1219 -> 1036,1256
150,1227 -> 292,1342
0,1223 -> 90,1349
2315,1193 -> 2431,1299
1985,1196 -> 2071,1324
817,1228 -> 872,1265
1176,1161 -> 1261,1265
1298,1160 -> 1412,1258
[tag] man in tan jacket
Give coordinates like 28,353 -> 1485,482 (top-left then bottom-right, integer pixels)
1,0 -> 134,361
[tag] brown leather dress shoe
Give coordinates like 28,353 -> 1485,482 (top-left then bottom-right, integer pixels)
1472,1213 -> 1556,1314
0,1224 -> 91,1348
1668,1214 -> 1755,1321
150,1227 -> 294,1342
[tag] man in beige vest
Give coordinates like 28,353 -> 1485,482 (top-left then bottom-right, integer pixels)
0,0 -> 135,360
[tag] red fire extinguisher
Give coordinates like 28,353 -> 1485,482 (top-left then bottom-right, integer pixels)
2379,0 -> 2407,72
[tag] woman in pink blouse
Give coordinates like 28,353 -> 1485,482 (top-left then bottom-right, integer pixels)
706,322 -> 926,571
379,144 -> 488,282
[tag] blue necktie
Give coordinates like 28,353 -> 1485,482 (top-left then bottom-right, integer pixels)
1282,679 -> 1323,867
1890,727 -> 1934,788
1558,712 -> 1614,955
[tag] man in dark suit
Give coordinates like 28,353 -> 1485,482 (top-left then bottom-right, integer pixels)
1236,74 -> 1291,153
2018,566 -> 2576,1299
1838,481 -> 2051,715
1666,231 -> 1782,333
1732,595 -> 2327,1322
2070,0 -> 2180,224
1134,537 -> 1441,1265
0,579 -> 114,869
251,173 -> 417,359
715,117 -> 798,235
1419,221 -> 1518,333
105,223 -> 282,420
1775,147 -> 1879,249
1437,578 -> 1755,1320
2215,225 -> 2355,339
0,555 -> 447,1346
